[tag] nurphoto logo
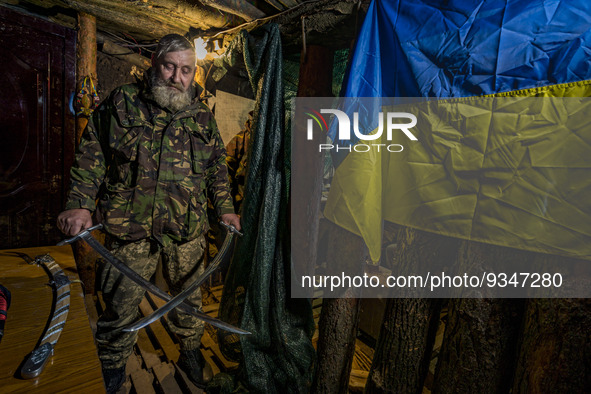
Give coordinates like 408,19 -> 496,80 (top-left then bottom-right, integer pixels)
306,109 -> 419,153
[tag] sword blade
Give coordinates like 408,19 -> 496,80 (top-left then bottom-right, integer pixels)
145,293 -> 245,335
123,228 -> 235,332
59,227 -> 249,335
82,234 -> 172,302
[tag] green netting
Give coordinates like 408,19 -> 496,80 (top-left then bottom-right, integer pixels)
214,24 -> 316,393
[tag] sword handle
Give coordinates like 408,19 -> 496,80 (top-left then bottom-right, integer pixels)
57,223 -> 104,246
219,221 -> 243,237
86,223 -> 104,232
21,342 -> 53,379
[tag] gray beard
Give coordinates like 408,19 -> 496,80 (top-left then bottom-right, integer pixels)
150,73 -> 194,112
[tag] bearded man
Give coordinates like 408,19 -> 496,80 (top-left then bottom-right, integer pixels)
57,34 -> 240,393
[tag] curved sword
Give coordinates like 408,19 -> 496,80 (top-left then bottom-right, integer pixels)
58,223 -> 249,335
123,222 -> 240,332
20,254 -> 71,379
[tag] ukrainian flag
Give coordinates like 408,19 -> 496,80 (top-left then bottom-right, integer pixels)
324,0 -> 591,262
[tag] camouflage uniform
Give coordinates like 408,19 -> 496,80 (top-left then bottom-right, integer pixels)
66,73 -> 235,368
225,112 -> 252,214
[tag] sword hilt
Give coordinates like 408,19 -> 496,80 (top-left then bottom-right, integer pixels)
57,223 -> 104,246
219,221 -> 243,237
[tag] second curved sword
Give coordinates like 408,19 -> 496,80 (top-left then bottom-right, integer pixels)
123,222 -> 240,332
58,224 -> 249,335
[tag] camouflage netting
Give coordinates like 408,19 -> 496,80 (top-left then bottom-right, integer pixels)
213,24 -> 316,392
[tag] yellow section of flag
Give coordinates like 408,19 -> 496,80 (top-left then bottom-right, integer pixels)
324,81 -> 591,262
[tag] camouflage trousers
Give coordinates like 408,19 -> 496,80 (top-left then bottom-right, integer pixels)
96,235 -> 206,369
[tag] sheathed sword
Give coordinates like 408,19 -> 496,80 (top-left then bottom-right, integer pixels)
10,253 -> 71,379
57,223 -> 249,335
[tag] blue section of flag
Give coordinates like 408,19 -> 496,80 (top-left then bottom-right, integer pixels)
328,0 -> 591,164
340,0 -> 591,101
323,0 -> 591,263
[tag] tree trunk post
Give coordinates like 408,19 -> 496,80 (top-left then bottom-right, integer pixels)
366,227 -> 459,393
312,223 -> 365,393
76,11 -> 97,143
433,242 -> 527,393
512,254 -> 591,393
73,12 -> 101,295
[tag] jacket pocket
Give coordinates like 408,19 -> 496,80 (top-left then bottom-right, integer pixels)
163,180 -> 204,239
111,109 -> 151,162
112,126 -> 143,161
109,124 -> 149,186
189,127 -> 220,176
100,184 -> 135,238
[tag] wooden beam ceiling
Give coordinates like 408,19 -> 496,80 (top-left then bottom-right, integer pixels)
0,0 -> 366,52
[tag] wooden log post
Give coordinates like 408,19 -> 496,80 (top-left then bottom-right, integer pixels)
366,227 -> 459,394
512,253 -> 591,393
367,297 -> 442,394
76,11 -> 97,144
433,242 -> 527,393
72,12 -> 102,294
312,223 -> 365,393
433,242 -> 526,394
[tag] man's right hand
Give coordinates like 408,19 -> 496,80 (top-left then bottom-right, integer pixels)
57,209 -> 93,236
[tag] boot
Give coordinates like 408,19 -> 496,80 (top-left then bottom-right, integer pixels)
102,365 -> 126,394
177,347 -> 213,388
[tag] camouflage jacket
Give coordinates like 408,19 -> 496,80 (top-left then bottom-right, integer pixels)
225,112 -> 252,213
65,75 -> 235,244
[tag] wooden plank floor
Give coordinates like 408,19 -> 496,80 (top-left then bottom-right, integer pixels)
0,246 -> 104,393
88,285 -> 374,393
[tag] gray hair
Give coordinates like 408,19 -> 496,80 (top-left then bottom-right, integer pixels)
154,34 -> 194,64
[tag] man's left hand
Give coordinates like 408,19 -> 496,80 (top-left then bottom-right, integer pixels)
220,213 -> 241,232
